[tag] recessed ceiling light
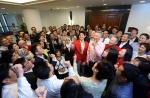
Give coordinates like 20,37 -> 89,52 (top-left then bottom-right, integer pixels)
1,8 -> 6,9
139,0 -> 146,3
56,8 -> 60,10
103,3 -> 107,6
76,6 -> 80,8
1,0 -> 37,3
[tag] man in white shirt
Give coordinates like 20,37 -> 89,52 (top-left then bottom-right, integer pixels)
86,32 -> 105,77
32,43 -> 50,63
33,59 -> 75,98
129,28 -> 139,45
47,26 -> 52,35
93,32 -> 105,61
13,63 -> 47,98
129,28 -> 139,58
117,33 -> 133,54
24,33 -> 32,46
100,30 -> 110,44
0,63 -> 35,98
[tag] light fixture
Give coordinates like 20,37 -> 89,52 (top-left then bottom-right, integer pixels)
139,0 -> 146,3
1,0 -> 37,3
56,8 -> 60,10
76,6 -> 80,8
1,8 -> 6,9
103,3 -> 107,6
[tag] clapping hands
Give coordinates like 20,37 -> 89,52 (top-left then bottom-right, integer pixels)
35,86 -> 47,98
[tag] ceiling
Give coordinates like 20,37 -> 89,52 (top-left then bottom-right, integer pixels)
0,0 -> 150,12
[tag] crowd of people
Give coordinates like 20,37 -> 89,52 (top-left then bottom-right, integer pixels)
0,24 -> 150,98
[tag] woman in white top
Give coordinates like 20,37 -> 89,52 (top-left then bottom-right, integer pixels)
72,56 -> 114,98
133,43 -> 149,59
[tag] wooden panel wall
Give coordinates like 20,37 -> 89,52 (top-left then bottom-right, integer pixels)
88,11 -> 123,29
85,5 -> 131,31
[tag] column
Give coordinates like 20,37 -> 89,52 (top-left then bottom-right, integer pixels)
22,9 -> 42,33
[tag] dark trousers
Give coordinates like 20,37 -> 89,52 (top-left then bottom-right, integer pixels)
85,61 -> 95,77
77,61 -> 95,77
77,61 -> 85,76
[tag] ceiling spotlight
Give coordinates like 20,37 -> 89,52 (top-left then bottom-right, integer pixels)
103,3 -> 107,6
1,8 -> 6,9
139,0 -> 146,3
76,6 -> 80,8
56,8 -> 60,10
1,0 -> 37,3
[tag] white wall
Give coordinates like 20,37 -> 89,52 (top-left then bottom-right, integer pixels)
125,3 -> 150,35
40,7 -> 85,28
22,9 -> 42,33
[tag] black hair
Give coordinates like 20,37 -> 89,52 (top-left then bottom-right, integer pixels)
95,61 -> 115,80
32,60 -> 50,79
31,43 -> 41,55
0,50 -> 13,64
13,57 -> 25,64
54,49 -> 62,55
123,33 -> 130,38
61,79 -> 80,98
39,31 -> 45,35
105,48 -> 119,65
62,29 -> 67,33
80,26 -> 84,28
139,43 -> 150,53
61,79 -> 93,98
117,30 -> 124,35
52,30 -> 57,34
13,57 -> 26,67
0,63 -> 10,97
131,27 -> 138,34
31,27 -> 36,30
121,63 -> 139,81
79,31 -> 86,36
123,49 -> 133,62
24,31 -> 29,34
140,33 -> 150,40
0,63 -> 10,82
18,30 -> 25,33
112,26 -> 119,30
102,30 -> 109,33
42,26 -> 46,29
135,57 -> 150,75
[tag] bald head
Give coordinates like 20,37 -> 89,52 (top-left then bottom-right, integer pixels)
18,40 -> 26,48
109,36 -> 118,45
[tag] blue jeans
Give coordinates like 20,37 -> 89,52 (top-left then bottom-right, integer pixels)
112,82 -> 133,98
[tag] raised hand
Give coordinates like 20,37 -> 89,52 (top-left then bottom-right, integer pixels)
64,61 -> 72,68
12,64 -> 24,78
35,86 -> 47,98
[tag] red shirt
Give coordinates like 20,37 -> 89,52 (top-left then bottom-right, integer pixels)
105,44 -> 121,51
74,40 -> 89,62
